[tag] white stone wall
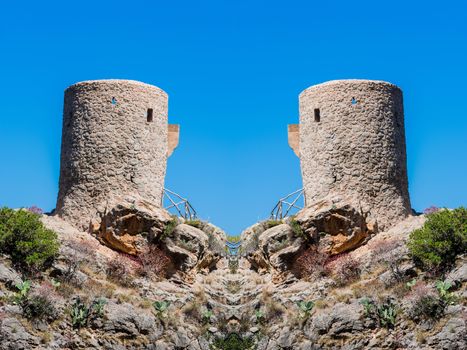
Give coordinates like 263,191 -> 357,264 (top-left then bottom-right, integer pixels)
299,80 -> 411,229
56,80 -> 169,229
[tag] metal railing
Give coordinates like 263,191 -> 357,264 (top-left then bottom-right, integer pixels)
226,240 -> 241,256
270,188 -> 305,220
162,188 -> 197,220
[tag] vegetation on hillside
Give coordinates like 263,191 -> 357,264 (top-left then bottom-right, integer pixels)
408,207 -> 466,273
0,207 -> 59,273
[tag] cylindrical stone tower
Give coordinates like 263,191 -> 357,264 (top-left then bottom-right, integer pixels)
56,79 -> 173,228
297,79 -> 411,229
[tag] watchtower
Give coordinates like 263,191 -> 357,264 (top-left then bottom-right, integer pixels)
288,79 -> 411,229
56,79 -> 179,228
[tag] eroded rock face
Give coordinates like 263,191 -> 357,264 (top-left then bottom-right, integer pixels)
258,224 -> 304,271
92,197 -> 172,255
295,197 -> 376,255
163,224 -> 209,271
14,209 -> 463,350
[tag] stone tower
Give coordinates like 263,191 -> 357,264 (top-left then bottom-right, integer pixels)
288,79 -> 411,229
56,79 -> 179,228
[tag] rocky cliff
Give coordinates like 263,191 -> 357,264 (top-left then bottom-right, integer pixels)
0,198 -> 465,349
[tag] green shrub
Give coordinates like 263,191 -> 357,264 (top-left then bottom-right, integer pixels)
254,309 -> 265,324
407,207 -> 466,273
297,300 -> 315,319
202,310 -> 213,324
71,297 -> 107,328
409,294 -> 444,320
161,216 -> 179,238
0,207 -> 59,272
153,300 -> 170,318
13,281 -> 59,321
185,219 -> 202,228
289,218 -> 305,238
212,333 -> 255,350
265,219 -> 281,229
361,297 -> 397,328
13,280 -> 31,305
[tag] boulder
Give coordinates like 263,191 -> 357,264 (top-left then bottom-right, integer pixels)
295,197 -> 375,255
163,224 -> 209,271
427,317 -> 467,349
93,196 -> 172,255
258,224 -> 304,270
0,317 -> 40,350
304,302 -> 364,341
446,257 -> 467,286
102,301 -> 161,337
0,260 -> 22,287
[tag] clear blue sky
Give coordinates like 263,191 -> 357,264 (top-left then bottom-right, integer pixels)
0,1 -> 466,235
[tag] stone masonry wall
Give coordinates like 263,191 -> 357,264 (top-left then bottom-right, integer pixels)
56,80 -> 169,229
298,79 -> 411,229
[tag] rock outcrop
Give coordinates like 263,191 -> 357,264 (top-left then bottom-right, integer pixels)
1,205 -> 465,350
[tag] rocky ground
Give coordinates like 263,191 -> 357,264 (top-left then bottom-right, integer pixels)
0,197 -> 466,349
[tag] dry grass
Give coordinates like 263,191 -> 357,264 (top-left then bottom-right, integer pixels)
83,278 -> 116,300
314,299 -> 330,309
181,301 -> 201,322
56,281 -> 77,299
334,292 -> 352,304
415,330 -> 427,344
265,298 -> 286,321
138,298 -> 153,309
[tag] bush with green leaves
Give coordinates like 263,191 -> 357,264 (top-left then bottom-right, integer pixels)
202,310 -> 213,324
297,300 -> 315,319
254,309 -> 265,324
361,297 -> 397,328
212,333 -> 255,350
406,282 -> 442,320
13,281 -> 59,321
435,280 -> 456,304
289,217 -> 305,238
161,216 -> 179,239
153,300 -> 170,318
407,207 -> 466,273
0,207 -> 59,272
71,297 -> 107,328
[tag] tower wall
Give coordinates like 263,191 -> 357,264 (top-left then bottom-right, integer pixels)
56,79 -> 170,228
298,79 -> 411,229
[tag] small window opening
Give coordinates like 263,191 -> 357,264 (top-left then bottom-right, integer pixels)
111,97 -> 117,105
351,97 -> 357,105
314,108 -> 320,122
147,108 -> 153,122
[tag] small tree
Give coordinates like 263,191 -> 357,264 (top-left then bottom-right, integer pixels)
0,207 -> 59,273
408,207 -> 466,273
